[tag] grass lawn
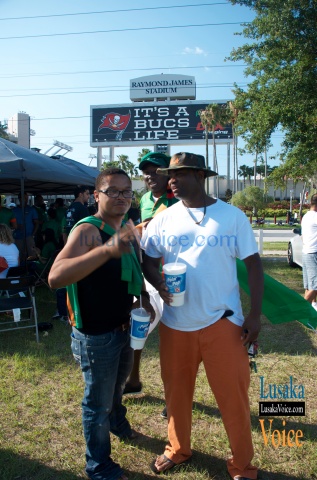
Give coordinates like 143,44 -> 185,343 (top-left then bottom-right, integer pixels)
252,224 -> 298,230
262,242 -> 288,251
0,260 -> 316,480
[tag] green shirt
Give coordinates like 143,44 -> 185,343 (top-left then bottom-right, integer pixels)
55,206 -> 67,225
139,191 -> 178,222
35,206 -> 47,231
35,241 -> 56,273
0,207 -> 15,227
43,219 -> 61,241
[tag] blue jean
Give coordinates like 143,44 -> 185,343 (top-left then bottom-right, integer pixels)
71,327 -> 134,480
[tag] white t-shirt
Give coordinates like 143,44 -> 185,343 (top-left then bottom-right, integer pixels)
142,200 -> 258,331
0,242 -> 19,278
301,210 -> 317,254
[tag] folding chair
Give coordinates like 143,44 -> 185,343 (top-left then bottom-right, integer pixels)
0,276 -> 39,342
7,265 -> 29,277
33,249 -> 61,290
0,266 -> 28,298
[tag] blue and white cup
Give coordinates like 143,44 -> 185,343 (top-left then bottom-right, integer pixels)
130,308 -> 151,350
163,262 -> 187,307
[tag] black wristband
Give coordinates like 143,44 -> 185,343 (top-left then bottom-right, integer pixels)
140,290 -> 150,301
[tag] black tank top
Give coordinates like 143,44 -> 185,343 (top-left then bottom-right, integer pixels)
77,228 -> 134,334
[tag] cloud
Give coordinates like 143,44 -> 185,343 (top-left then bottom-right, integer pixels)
182,47 -> 207,56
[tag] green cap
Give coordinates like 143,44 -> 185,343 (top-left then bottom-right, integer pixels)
139,152 -> 171,171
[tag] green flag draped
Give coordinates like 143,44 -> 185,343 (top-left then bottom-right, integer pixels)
66,216 -> 143,329
236,258 -> 317,331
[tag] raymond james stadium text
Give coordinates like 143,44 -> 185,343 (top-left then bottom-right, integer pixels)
131,79 -> 194,88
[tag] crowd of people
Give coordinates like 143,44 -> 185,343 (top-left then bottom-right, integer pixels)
3,151 -> 316,480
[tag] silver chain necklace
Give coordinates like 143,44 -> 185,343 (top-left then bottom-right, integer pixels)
183,202 -> 207,225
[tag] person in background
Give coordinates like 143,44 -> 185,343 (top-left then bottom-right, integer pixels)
54,197 -> 67,225
123,152 -> 178,401
28,228 -> 58,276
0,203 -> 17,230
138,152 -> 178,226
48,168 -> 154,480
13,192 -> 39,263
34,194 -> 47,250
54,197 -> 67,246
143,152 -> 263,479
0,224 -> 19,278
51,189 -> 90,322
43,207 -> 61,243
63,186 -> 90,243
301,193 -> 317,310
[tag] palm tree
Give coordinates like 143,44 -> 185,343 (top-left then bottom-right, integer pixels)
238,165 -> 250,188
0,122 -> 9,140
228,102 -> 240,193
116,154 -> 138,178
200,103 -> 231,197
137,148 -> 151,164
256,164 -> 266,180
102,155 -> 138,178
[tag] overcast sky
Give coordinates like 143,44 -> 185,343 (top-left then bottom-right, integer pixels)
1,0 -> 283,174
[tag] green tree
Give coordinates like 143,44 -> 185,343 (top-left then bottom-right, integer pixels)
231,185 -> 272,216
101,160 -> 120,170
137,148 -> 151,163
228,0 -> 317,178
101,155 -> 138,178
225,188 -> 233,202
228,101 -> 241,193
238,164 -> 254,186
0,122 -> 9,140
200,103 -> 232,196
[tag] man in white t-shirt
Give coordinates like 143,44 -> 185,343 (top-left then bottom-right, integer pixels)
301,193 -> 317,309
142,152 -> 263,480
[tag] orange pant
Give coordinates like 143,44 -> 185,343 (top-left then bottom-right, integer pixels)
159,319 -> 258,480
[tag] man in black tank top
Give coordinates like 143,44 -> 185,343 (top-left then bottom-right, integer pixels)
49,168 -> 154,480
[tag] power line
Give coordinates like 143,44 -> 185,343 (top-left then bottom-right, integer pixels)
0,3 -> 227,21
1,51 -> 231,69
0,22 -> 248,41
0,64 -> 245,80
0,84 -> 247,98
1,82 -> 243,93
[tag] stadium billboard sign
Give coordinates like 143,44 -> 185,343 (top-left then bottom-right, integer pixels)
90,100 -> 233,147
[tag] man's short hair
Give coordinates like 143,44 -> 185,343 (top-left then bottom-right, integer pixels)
95,168 -> 130,191
311,194 -> 317,206
55,198 -> 64,207
73,185 -> 90,198
18,192 -> 28,199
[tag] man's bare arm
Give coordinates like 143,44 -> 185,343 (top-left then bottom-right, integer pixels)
242,252 -> 264,345
143,253 -> 173,305
49,221 -> 137,289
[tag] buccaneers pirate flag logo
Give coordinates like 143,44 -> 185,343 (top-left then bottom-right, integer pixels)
98,111 -> 131,141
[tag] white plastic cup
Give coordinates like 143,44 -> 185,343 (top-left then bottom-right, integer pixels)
130,308 -> 151,350
162,262 -> 187,307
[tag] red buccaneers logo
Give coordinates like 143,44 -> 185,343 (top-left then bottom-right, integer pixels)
98,112 -> 131,141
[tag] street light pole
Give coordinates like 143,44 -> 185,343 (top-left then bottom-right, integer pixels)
290,189 -> 293,213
